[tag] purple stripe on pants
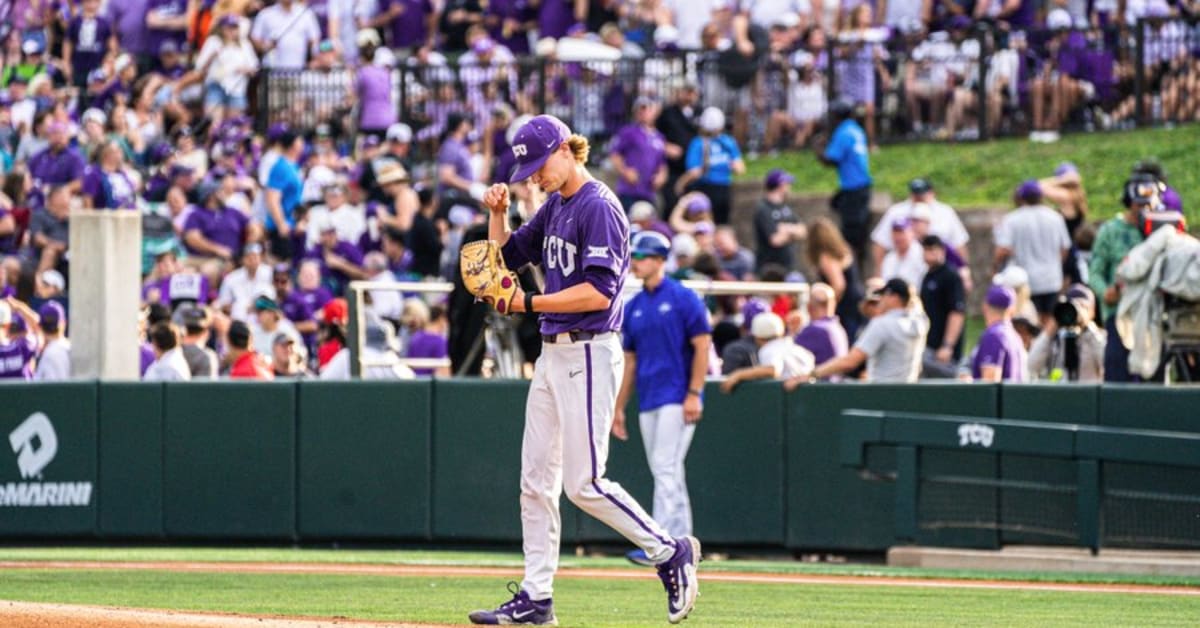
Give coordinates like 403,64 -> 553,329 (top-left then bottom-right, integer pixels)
584,343 -> 675,548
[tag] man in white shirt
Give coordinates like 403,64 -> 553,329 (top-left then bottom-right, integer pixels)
304,182 -> 365,249
720,312 -> 815,392
879,218 -> 928,287
250,0 -> 321,70
320,320 -> 415,380
993,180 -> 1072,328
217,243 -> 275,322
871,178 -> 968,273
363,252 -> 402,321
143,322 -> 191,381
33,302 -> 70,381
247,295 -> 303,358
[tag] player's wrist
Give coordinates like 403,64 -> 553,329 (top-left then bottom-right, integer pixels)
524,291 -> 537,314
686,389 -> 702,397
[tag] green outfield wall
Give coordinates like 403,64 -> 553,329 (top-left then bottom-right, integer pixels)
0,381 -> 1197,551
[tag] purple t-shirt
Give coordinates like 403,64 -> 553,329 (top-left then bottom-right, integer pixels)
146,0 -> 189,55
81,166 -> 137,209
145,273 -> 211,305
609,123 -> 666,200
304,241 -> 364,292
68,14 -> 113,79
795,316 -> 850,366
108,0 -> 152,55
0,337 -> 37,379
501,180 -> 629,335
140,343 -> 154,376
971,320 -> 1027,382
183,207 -> 249,256
29,146 -> 86,190
388,0 -> 434,48
407,330 -> 448,375
436,137 -> 474,197
539,0 -> 575,39
486,0 -> 535,55
357,65 -> 397,132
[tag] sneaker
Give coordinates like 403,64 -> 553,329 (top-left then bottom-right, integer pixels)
656,536 -> 702,624
468,582 -> 557,625
626,548 -> 655,567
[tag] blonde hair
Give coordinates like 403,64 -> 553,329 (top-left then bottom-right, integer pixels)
805,216 -> 851,269
566,134 -> 590,164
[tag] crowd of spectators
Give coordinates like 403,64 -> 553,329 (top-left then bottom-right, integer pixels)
0,0 -> 1192,383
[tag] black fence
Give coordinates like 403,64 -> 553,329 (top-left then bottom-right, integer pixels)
256,18 -> 1200,153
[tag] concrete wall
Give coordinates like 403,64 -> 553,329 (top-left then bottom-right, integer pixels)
69,210 -> 141,379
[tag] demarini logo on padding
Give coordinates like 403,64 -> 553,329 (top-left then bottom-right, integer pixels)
1,412 -> 92,507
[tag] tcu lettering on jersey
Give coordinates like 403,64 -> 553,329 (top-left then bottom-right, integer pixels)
544,236 -> 577,277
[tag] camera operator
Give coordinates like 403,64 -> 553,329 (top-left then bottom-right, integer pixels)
1028,284 -> 1105,382
1089,175 -> 1158,382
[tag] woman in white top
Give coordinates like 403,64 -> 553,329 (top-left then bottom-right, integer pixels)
196,14 -> 260,124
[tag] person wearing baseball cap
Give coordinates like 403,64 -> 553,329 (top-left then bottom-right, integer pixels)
674,106 -> 744,225
615,228 -> 711,566
31,302 -> 69,380
1027,284 -> 1105,382
918,235 -> 966,378
871,177 -> 970,277
820,96 -> 872,267
754,168 -> 806,273
788,277 -> 930,387
719,298 -> 769,374
971,285 -> 1028,382
472,114 -> 703,626
721,311 -> 815,392
994,179 -> 1072,329
608,94 -> 668,212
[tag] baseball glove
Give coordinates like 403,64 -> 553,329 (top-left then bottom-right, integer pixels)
460,239 -> 520,314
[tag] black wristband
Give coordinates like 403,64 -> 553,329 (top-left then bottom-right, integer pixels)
525,291 -> 537,314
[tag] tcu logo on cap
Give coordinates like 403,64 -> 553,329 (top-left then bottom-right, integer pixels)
512,144 -> 528,158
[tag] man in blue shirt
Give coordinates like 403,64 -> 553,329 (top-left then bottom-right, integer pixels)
820,99 -> 872,267
614,231 -> 712,567
264,131 -> 305,259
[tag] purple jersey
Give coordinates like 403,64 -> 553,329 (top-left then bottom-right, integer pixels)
486,0 -> 534,55
609,123 -> 666,201
388,0 -> 434,48
67,14 -> 113,78
296,287 -> 334,315
146,0 -> 189,55
81,166 -> 137,209
407,330 -> 448,375
971,320 -> 1027,382
795,316 -> 850,366
28,146 -> 86,189
0,337 -> 37,379
436,137 -> 474,197
146,273 -> 211,305
183,206 -> 250,256
501,180 -> 629,335
539,0 -> 575,39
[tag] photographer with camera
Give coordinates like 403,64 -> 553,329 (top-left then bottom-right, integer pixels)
1088,175 -> 1159,382
1028,284 -> 1106,382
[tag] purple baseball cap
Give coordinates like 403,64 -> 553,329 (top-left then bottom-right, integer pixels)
38,301 -> 65,330
1054,161 -> 1078,177
1163,186 -> 1183,212
693,221 -> 715,235
472,37 -> 496,55
742,298 -> 769,330
267,122 -> 290,143
764,168 -> 795,189
892,217 -> 912,231
566,23 -> 587,36
1015,179 -> 1042,203
685,193 -> 712,215
508,115 -> 571,183
985,285 -> 1016,310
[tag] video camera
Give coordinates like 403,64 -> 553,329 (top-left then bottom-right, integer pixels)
1122,174 -> 1188,236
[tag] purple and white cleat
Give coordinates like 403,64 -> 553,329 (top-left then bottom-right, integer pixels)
468,582 -> 558,625
657,536 -> 702,624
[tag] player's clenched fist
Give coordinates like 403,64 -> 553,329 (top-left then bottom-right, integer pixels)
483,184 -> 510,214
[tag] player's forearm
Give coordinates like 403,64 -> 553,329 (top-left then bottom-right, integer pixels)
616,354 -> 636,409
688,335 -> 711,393
943,312 -> 965,348
530,282 -> 609,314
488,209 -> 511,246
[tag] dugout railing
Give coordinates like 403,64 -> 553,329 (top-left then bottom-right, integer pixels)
840,409 -> 1200,553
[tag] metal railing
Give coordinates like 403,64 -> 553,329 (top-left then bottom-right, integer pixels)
346,278 -> 808,379
255,18 -> 1199,154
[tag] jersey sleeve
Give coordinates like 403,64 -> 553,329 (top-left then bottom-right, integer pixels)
578,197 -> 628,275
684,137 -> 703,171
823,127 -> 847,162
974,333 -> 1005,368
853,317 -> 885,356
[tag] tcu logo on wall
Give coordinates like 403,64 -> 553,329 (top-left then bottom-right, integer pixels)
512,144 -> 528,158
957,423 -> 995,448
544,236 -> 577,277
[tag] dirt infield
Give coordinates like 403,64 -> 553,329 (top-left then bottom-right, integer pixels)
1,560 -> 1197,627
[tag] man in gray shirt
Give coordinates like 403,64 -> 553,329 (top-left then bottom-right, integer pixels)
788,278 -> 929,385
175,305 -> 218,379
993,180 -> 1071,328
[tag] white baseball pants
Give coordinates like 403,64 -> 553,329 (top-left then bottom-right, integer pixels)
519,334 -> 676,600
638,404 -> 695,538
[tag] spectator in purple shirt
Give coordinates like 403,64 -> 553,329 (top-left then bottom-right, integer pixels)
0,298 -> 41,379
401,297 -> 450,376
353,31 -> 397,137
295,259 -> 335,315
81,141 -> 139,210
371,0 -> 438,50
273,264 -> 321,354
971,285 -> 1028,382
539,0 -> 577,39
63,0 -> 117,89
108,0 -> 152,69
794,282 -> 850,378
145,0 -> 189,59
436,112 -> 482,212
485,0 -> 536,55
184,180 -> 259,264
304,216 -> 368,296
28,121 -> 86,204
609,96 -> 669,211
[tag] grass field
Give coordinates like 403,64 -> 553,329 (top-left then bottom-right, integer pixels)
0,548 -> 1197,627
741,125 -> 1200,226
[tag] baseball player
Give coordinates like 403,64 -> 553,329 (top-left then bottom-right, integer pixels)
614,231 -> 712,567
468,115 -> 701,626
